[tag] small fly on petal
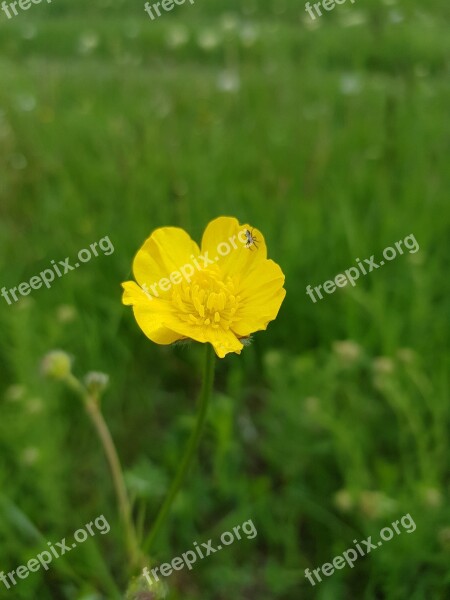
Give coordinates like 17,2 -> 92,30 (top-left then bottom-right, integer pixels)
244,229 -> 258,250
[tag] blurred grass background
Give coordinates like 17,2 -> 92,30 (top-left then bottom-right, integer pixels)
0,0 -> 449,598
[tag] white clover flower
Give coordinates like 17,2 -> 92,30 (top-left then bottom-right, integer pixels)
340,11 -> 368,28
166,25 -> 190,49
5,385 -> 27,403
372,356 -> 395,375
332,340 -> 362,364
216,70 -> 241,93
56,304 -> 77,324
21,447 -> 40,466
339,73 -> 363,96
197,30 -> 221,51
240,23 -> 259,46
221,13 -> 239,33
21,24 -> 37,40
78,32 -> 99,55
15,93 -> 36,112
26,398 -> 44,415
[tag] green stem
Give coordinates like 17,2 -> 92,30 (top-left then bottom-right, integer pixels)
144,343 -> 216,553
66,374 -> 142,570
84,395 -> 142,570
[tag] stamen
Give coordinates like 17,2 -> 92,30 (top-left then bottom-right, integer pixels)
170,269 -> 240,332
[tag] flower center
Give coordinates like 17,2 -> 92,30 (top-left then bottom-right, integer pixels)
172,267 -> 240,330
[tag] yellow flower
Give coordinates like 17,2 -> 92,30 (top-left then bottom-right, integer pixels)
122,216 -> 286,358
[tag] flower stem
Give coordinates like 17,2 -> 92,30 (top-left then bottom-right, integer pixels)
66,374 -> 142,570
84,395 -> 142,569
144,343 -> 216,553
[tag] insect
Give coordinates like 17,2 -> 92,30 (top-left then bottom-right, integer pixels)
244,228 -> 259,250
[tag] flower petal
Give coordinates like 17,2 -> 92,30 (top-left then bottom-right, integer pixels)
133,227 -> 200,298
201,216 -> 267,278
204,328 -> 244,358
152,315 -> 244,358
121,281 -> 183,345
231,259 -> 286,337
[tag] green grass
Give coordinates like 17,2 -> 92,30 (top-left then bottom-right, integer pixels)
0,0 -> 449,598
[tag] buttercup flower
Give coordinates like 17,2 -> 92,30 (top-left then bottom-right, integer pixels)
122,216 -> 286,358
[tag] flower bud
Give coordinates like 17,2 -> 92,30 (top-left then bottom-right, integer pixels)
332,340 -> 362,365
334,489 -> 354,513
358,490 -> 396,520
5,384 -> 26,402
125,573 -> 168,600
421,487 -> 443,508
84,371 -> 109,395
21,447 -> 40,466
41,350 -> 72,380
56,304 -> 77,324
396,348 -> 417,364
372,356 -> 395,375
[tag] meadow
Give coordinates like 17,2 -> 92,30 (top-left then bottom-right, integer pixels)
0,0 -> 449,598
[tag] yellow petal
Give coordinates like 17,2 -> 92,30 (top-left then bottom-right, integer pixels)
204,328 -> 244,358
155,315 -> 244,358
132,227 -> 200,299
121,281 -> 183,345
232,289 -> 286,337
231,260 -> 286,337
201,216 -> 267,278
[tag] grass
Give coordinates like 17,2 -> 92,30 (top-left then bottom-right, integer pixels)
0,0 -> 449,598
